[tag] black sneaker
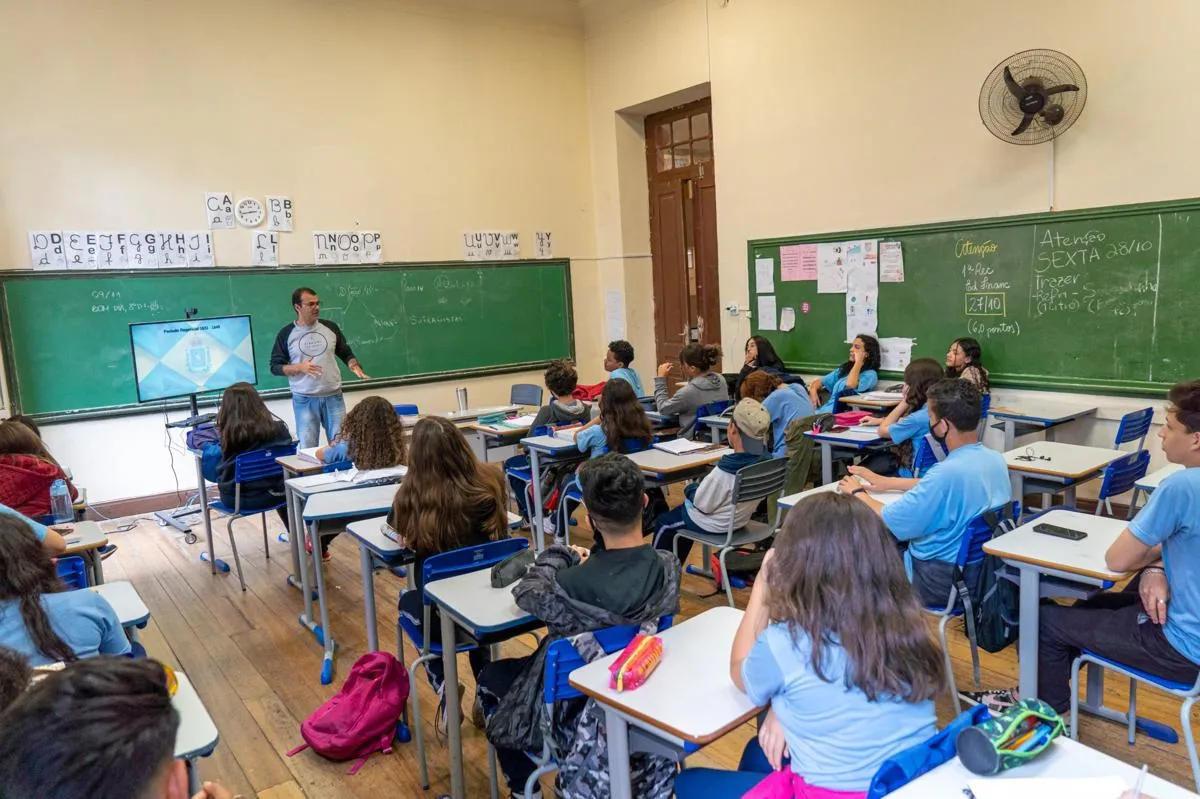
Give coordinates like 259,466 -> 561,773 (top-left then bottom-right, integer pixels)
959,687 -> 1019,713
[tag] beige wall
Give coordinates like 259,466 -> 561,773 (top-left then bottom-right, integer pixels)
0,0 -> 595,501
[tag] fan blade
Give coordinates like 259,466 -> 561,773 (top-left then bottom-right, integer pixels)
1003,66 -> 1024,98
1011,114 -> 1035,136
1043,84 -> 1079,96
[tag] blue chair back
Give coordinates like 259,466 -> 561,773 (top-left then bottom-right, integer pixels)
1114,408 -> 1154,450
394,403 -> 419,416
912,433 -> 946,477
955,501 -> 1020,569
530,424 -> 554,438
695,400 -> 731,419
511,384 -> 544,407
420,538 -> 529,607
617,437 -> 651,455
1098,450 -> 1151,502
233,443 -> 297,484
541,616 -> 674,704
977,393 -> 992,441
56,555 -> 89,590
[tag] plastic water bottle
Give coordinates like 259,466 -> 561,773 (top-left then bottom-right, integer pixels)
49,479 -> 72,524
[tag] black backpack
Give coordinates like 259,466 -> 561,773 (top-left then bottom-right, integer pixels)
970,506 -> 1021,655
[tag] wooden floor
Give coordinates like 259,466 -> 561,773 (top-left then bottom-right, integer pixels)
100,501 -> 1199,798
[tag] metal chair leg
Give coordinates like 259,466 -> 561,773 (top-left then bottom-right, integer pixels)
718,547 -> 735,608
226,518 -> 247,591
1181,696 -> 1200,791
261,513 -> 270,560
1069,656 -> 1083,740
488,743 -> 500,799
1127,678 -> 1138,746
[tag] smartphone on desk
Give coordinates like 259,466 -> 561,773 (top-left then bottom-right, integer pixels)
1033,523 -> 1087,541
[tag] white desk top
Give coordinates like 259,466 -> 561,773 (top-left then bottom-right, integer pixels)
803,427 -> 885,447
471,422 -> 531,437
90,581 -> 150,628
1137,463 -> 1184,492
839,395 -> 901,410
989,401 -> 1098,425
568,606 -> 760,745
302,483 -> 399,521
287,465 -> 406,495
520,434 -> 583,453
888,735 -> 1197,798
424,567 -> 538,636
698,415 -> 729,428
1004,441 -> 1125,480
345,512 -> 524,558
983,509 -> 1130,583
275,454 -> 325,475
778,481 -> 904,509
173,672 -> 220,760
627,447 -> 731,475
62,521 -> 108,552
444,405 -> 520,422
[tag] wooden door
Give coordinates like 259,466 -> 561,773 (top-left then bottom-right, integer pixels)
646,100 -> 720,369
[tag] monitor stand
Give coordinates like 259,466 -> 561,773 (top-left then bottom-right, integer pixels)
154,393 -> 208,541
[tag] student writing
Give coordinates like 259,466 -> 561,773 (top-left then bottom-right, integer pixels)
857,357 -> 943,477
604,339 -> 644,396
655,343 -> 729,438
316,395 -> 408,468
674,492 -> 940,798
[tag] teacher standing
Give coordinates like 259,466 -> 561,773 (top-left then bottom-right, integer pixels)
269,287 -> 369,448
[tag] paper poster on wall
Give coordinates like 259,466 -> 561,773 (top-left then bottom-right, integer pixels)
780,306 -> 796,331
205,192 -> 235,229
361,231 -> 383,263
159,232 -> 188,267
266,196 -> 294,232
463,232 -> 484,261
313,231 -> 338,264
64,231 -> 97,270
754,258 -> 775,294
879,337 -> 915,371
186,232 -> 215,267
816,243 -> 846,293
535,231 -> 553,259
498,231 -> 520,259
96,232 -> 129,269
252,231 -> 279,266
29,232 -> 66,270
880,241 -> 905,282
127,232 -> 162,268
605,290 -> 626,341
780,244 -> 817,281
845,291 -> 878,342
757,295 -> 778,331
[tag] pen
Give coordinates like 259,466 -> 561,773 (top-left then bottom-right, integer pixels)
1131,764 -> 1148,798
1015,727 -> 1050,753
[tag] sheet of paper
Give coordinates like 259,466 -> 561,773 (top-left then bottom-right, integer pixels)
205,191 -> 235,229
845,291 -> 877,341
844,240 -> 879,342
252,231 -> 279,266
754,257 -> 775,294
266,195 -> 294,232
965,776 -> 1128,799
879,337 -> 915,371
817,243 -> 846,293
757,295 -> 777,331
313,231 -> 338,264
880,240 -> 905,282
29,231 -> 66,270
127,231 -> 162,268
361,231 -> 383,263
159,231 -> 188,268
186,232 -> 215,267
780,244 -> 816,281
64,231 -> 97,270
605,289 -> 626,341
535,231 -> 553,259
654,438 -> 714,455
95,232 -> 129,269
780,306 -> 796,332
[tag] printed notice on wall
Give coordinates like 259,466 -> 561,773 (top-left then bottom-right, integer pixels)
754,257 -> 775,294
880,240 -> 905,283
186,232 -> 215,267
266,196 -> 294,232
65,231 -> 97,270
252,231 -> 279,266
464,231 -> 521,261
757,295 -> 778,331
29,232 -> 66,270
205,192 -> 235,229
780,306 -> 796,332
535,231 -> 553,259
879,337 -> 915,371
817,243 -> 846,293
844,240 -> 879,342
780,244 -> 818,281
96,233 -> 130,269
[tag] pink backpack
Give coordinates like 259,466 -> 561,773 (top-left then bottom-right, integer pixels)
287,651 -> 410,774
834,410 -> 872,427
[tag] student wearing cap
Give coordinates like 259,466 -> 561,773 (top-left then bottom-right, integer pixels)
652,398 -> 773,565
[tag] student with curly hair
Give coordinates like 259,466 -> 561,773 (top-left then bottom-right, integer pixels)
530,360 -> 591,429
604,339 -> 644,396
317,395 -> 408,469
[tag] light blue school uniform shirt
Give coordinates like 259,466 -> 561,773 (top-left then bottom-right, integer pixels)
576,425 -> 609,458
609,368 -> 644,397
1130,467 -> 1200,665
741,623 -> 936,791
882,443 -> 1010,563
763,385 -> 815,457
889,406 -> 931,479
0,591 -> 131,667
0,502 -> 48,542
816,368 -> 878,414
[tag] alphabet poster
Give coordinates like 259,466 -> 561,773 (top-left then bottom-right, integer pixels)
535,231 -> 553,259
205,191 -> 235,229
28,231 -> 66,270
95,232 -> 129,269
65,231 -> 98,270
313,231 -> 384,265
463,231 -> 520,261
266,195 -> 294,232
186,232 -> 215,267
159,231 -> 189,267
252,231 -> 279,266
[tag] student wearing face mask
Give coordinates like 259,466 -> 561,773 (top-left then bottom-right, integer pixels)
839,379 -> 1009,606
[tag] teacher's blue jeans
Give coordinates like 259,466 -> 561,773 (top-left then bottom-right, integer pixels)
675,738 -> 776,797
292,393 -> 346,449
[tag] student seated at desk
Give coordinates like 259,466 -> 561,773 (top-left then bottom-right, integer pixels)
531,360 -> 591,429
0,419 -> 78,519
945,336 -> 990,392
0,517 -> 129,667
574,379 -> 653,460
389,416 -> 509,728
213,382 -> 293,531
0,502 -> 66,555
0,656 -> 235,799
840,379 -> 1010,607
652,398 -> 772,565
604,338 -> 644,397
734,335 -> 800,400
675,493 -> 939,798
972,380 -> 1200,717
315,394 -> 408,468
480,453 -> 680,799
655,343 -> 729,438
740,370 -> 814,458
856,357 -> 943,477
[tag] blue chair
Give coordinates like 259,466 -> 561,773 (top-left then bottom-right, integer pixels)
976,393 -> 992,441
492,616 -> 675,799
511,384 -> 544,407
922,500 -> 1019,711
56,555 -> 89,590
555,437 -> 652,539
398,537 -> 530,790
394,403 -> 419,416
1070,652 -> 1200,790
505,426 -> 554,524
911,432 -> 947,478
691,400 -> 732,441
207,443 -> 296,591
1114,407 -> 1154,451
1093,450 -> 1151,519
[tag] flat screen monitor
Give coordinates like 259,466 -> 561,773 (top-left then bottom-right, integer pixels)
129,315 -> 257,403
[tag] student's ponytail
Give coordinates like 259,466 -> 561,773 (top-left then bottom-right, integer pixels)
680,343 -> 722,373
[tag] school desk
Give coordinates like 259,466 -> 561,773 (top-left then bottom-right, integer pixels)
443,404 -> 521,423
887,735 -> 1196,798
424,567 -> 544,799
1004,440 -> 1125,508
91,580 -> 150,641
302,483 -> 404,684
802,428 -> 888,485
520,434 -> 587,552
276,454 -> 327,593
982,509 -> 1174,743
777,481 -> 905,510
626,446 -> 732,480
468,421 -> 532,463
173,672 -> 221,796
839,394 -> 903,411
697,414 -> 729,443
1130,462 -> 1185,515
62,521 -> 110,585
569,606 -> 761,799
990,400 -> 1098,451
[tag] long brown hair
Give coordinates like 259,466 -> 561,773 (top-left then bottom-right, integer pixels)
390,417 -> 507,555
0,421 -> 59,468
766,492 -> 944,702
679,343 -> 722,373
599,380 -> 652,452
0,518 -> 75,664
903,358 -> 945,411
739,370 -> 783,402
335,396 -> 407,469
215,383 -> 280,454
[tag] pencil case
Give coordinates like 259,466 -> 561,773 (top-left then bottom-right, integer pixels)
955,697 -> 1063,775
608,634 -> 663,692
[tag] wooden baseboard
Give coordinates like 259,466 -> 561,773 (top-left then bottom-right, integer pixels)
85,488 -> 211,521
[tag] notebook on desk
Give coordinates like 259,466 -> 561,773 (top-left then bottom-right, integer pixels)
652,439 -> 724,456
296,446 -> 322,464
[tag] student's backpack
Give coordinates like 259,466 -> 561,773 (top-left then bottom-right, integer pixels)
971,507 -> 1022,653
573,381 -> 606,402
287,651 -> 409,774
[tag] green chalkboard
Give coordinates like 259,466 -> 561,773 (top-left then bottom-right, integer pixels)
747,198 -> 1200,395
2,260 -> 573,419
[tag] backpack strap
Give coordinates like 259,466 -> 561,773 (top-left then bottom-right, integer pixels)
286,743 -> 309,757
